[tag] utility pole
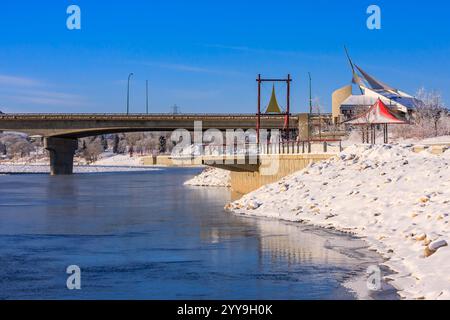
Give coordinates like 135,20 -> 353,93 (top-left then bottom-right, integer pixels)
256,74 -> 261,145
286,74 -> 291,141
308,72 -> 312,141
146,80 -> 149,114
127,73 -> 134,114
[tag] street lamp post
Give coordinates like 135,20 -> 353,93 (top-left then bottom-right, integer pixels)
308,72 -> 312,140
146,80 -> 149,114
127,73 -> 134,114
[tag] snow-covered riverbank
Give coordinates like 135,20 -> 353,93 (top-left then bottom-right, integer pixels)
0,164 -> 160,174
0,153 -> 160,174
226,144 -> 450,300
184,167 -> 231,187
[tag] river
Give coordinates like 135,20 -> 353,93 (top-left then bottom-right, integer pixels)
0,168 -> 395,299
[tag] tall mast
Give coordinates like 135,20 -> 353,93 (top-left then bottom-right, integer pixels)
344,46 -> 364,94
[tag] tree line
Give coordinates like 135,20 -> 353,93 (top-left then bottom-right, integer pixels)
0,132 -> 174,163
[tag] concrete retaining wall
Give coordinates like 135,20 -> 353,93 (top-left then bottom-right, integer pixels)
230,154 -> 334,194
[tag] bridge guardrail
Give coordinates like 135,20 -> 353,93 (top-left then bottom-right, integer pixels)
172,140 -> 342,158
0,113 -> 324,118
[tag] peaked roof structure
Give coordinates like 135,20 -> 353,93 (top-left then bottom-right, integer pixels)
354,65 -> 397,92
343,48 -> 419,111
265,85 -> 282,113
345,98 -> 407,125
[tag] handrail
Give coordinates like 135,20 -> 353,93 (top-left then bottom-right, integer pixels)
172,140 -> 343,157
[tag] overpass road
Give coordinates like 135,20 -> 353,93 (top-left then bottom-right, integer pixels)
0,112 -> 323,175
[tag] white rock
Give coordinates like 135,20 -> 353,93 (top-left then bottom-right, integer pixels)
429,240 -> 448,251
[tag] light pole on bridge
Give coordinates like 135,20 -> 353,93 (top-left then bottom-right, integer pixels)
127,73 -> 134,115
308,72 -> 312,141
146,80 -> 149,114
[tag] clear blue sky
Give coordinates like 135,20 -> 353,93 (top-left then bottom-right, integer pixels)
0,0 -> 449,113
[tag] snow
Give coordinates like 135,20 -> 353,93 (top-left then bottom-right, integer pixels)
0,164 -> 159,174
90,152 -> 145,166
226,144 -> 450,300
406,135 -> 450,145
343,131 -> 450,147
0,154 -> 159,174
184,167 -> 231,187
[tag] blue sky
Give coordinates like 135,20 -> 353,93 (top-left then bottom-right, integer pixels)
0,0 -> 449,114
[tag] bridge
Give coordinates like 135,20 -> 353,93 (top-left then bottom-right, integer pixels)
0,113 -> 303,137
0,113 -> 315,175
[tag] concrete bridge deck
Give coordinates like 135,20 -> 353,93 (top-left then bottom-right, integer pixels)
0,113 -> 303,138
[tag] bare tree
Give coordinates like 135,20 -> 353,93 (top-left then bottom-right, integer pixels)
0,141 -> 6,155
112,134 -> 120,154
9,140 -> 34,158
392,88 -> 449,140
414,88 -> 448,137
77,136 -> 106,163
141,136 -> 158,154
0,133 -> 35,159
81,139 -> 104,163
125,133 -> 144,148
0,131 -> 179,162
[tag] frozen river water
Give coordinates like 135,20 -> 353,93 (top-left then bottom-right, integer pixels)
0,168 -> 394,299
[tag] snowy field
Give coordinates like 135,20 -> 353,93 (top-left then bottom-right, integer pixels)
184,167 -> 231,187
226,144 -> 450,300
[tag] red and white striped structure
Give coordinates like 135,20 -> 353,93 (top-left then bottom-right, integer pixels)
345,98 -> 406,143
345,98 -> 406,125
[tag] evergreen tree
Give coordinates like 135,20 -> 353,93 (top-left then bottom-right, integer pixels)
0,141 -> 6,155
159,136 -> 166,153
113,134 -> 120,154
100,135 -> 108,150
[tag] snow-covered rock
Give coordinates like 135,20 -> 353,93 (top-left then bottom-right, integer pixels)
184,167 -> 231,187
227,144 -> 450,300
428,239 -> 448,252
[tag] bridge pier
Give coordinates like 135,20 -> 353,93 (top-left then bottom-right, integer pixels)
44,137 -> 78,175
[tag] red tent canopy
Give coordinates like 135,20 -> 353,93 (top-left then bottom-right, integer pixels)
345,98 -> 406,125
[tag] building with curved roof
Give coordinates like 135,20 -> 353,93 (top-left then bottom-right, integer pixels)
332,55 -> 420,124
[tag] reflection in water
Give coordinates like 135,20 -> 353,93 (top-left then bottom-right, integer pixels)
0,168 -> 390,299
256,219 -> 374,267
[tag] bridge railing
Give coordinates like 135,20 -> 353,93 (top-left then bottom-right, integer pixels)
172,139 -> 342,158
0,113 -> 294,118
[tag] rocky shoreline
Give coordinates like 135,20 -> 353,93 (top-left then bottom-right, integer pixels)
226,144 -> 450,300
